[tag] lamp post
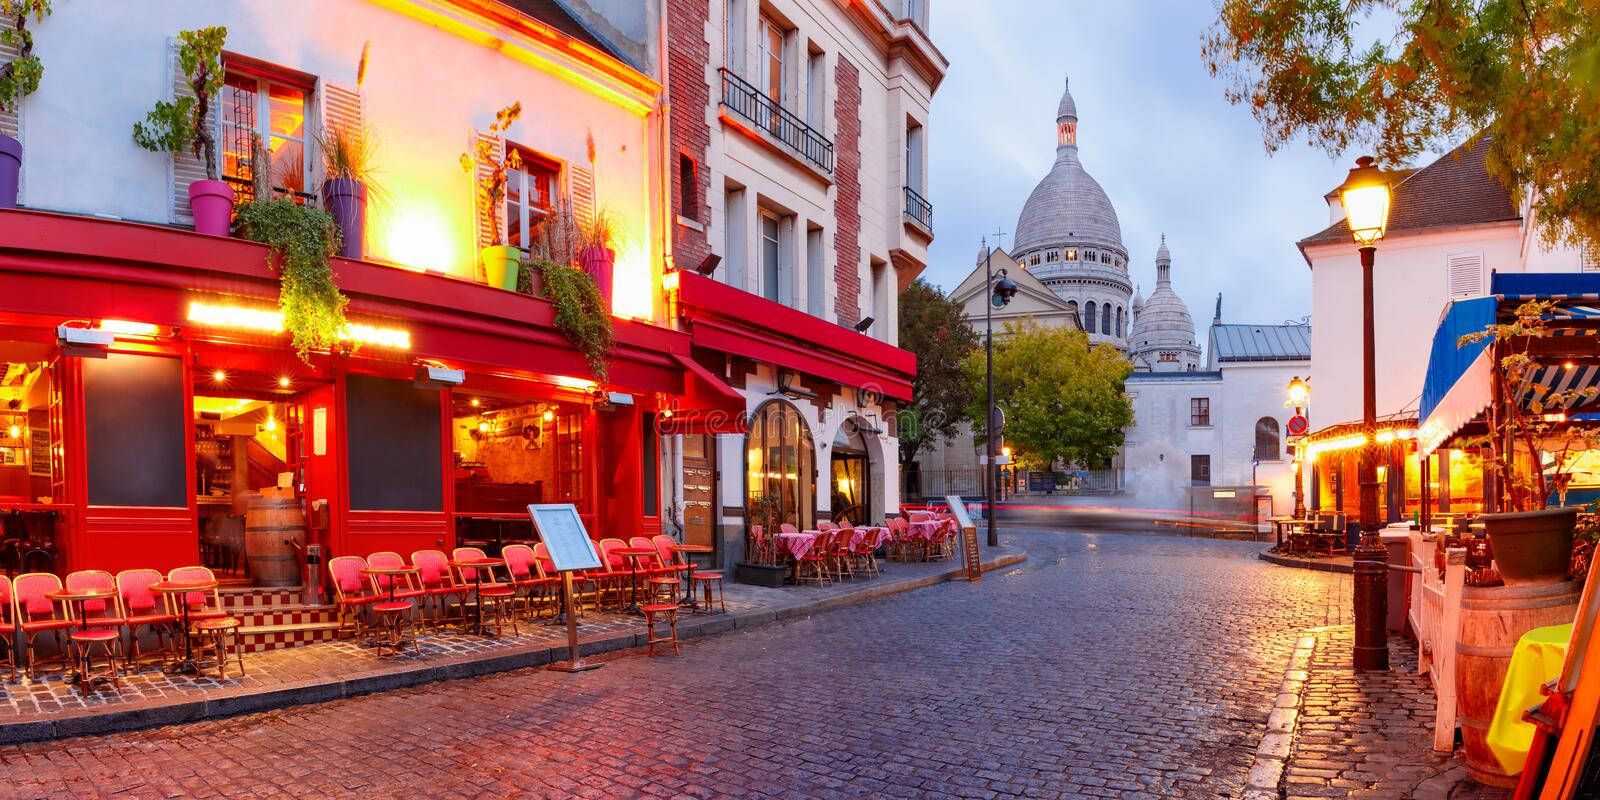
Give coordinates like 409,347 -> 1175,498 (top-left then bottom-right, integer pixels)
1287,376 -> 1309,517
984,238 -> 1017,547
1337,155 -> 1393,672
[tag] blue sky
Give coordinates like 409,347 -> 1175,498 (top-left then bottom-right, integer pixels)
922,1 -> 1367,326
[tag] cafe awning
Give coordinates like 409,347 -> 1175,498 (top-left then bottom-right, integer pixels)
660,352 -> 747,435
1418,274 -> 1600,457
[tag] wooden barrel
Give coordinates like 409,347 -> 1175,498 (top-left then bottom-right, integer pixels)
1456,580 -> 1581,787
245,496 -> 304,587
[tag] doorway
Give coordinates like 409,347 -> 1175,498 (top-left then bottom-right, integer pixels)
681,434 -> 714,549
830,422 -> 872,525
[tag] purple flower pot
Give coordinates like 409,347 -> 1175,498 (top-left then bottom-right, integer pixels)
188,179 -> 235,236
579,245 -> 615,311
322,178 -> 366,260
0,134 -> 21,209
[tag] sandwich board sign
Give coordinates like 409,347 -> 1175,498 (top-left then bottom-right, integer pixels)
944,495 -> 981,582
528,503 -> 603,671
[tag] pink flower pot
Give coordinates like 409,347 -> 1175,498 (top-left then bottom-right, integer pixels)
579,245 -> 615,311
188,179 -> 235,236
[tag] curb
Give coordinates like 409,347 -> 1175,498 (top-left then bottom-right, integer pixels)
1242,628 -> 1319,800
0,547 -> 1027,744
1257,550 -> 1353,574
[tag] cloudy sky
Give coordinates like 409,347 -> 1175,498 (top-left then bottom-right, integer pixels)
922,1 -> 1368,326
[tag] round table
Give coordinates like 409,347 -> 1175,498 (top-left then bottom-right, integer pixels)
361,566 -> 420,653
148,579 -> 218,676
670,543 -> 714,605
614,548 -> 659,615
448,558 -> 504,637
46,587 -> 118,693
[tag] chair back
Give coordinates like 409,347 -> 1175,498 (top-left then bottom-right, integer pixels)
817,521 -> 838,531
451,546 -> 499,583
502,544 -> 537,580
597,538 -> 629,571
65,569 -> 119,620
326,556 -> 370,600
628,537 -> 664,568
116,569 -> 166,617
13,572 -> 63,623
530,542 -> 557,576
0,574 -> 10,626
411,549 -> 456,589
168,565 -> 220,611
650,534 -> 681,569
779,523 -> 798,534
366,551 -> 416,594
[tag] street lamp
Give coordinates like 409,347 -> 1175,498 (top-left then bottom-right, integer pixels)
1338,155 -> 1392,672
1287,376 -> 1309,517
984,240 -> 1015,547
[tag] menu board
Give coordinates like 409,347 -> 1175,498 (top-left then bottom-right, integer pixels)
28,428 -> 49,478
528,504 -> 602,572
945,495 -> 982,582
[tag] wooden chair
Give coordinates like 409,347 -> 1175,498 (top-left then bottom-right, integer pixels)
411,549 -> 469,630
327,556 -> 380,641
452,546 -> 518,637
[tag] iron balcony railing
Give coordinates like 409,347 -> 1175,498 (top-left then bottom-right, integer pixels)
904,185 -> 933,230
719,68 -> 834,174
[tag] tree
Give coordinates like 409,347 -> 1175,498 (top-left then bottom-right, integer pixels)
965,319 -> 1132,470
1203,0 -> 1600,251
896,279 -> 979,466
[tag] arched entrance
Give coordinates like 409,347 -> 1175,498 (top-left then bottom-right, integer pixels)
744,400 -> 815,530
830,416 -> 883,525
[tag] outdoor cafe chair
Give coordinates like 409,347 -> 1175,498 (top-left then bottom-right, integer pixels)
629,536 -> 673,577
595,538 -> 633,610
13,572 -> 74,678
0,576 -> 15,680
501,544 -> 559,620
115,569 -> 177,668
411,549 -> 470,630
328,556 -> 382,641
826,526 -> 855,581
366,551 -> 424,650
651,534 -> 693,579
779,523 -> 799,534
366,552 -> 426,601
531,541 -> 593,615
452,546 -> 518,637
167,566 -> 228,624
797,530 -> 833,587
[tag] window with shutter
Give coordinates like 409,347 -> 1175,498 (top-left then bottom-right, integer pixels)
169,38 -> 213,225
1582,245 -> 1599,273
317,80 -> 361,191
568,164 -> 595,232
1446,252 -> 1484,297
219,68 -> 313,205
469,129 -> 506,267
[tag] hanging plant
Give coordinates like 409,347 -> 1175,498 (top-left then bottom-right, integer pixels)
233,199 -> 349,362
530,257 -> 612,382
0,0 -> 53,115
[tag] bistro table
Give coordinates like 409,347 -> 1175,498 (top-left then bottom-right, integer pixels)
615,547 -> 659,616
1267,516 -> 1316,553
149,578 -> 218,676
361,565 -> 420,653
669,543 -> 714,606
448,557 -> 504,637
46,586 -> 118,693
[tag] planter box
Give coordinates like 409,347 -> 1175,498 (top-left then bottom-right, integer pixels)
735,561 -> 787,587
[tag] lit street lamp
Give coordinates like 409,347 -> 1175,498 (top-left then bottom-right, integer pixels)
984,237 -> 1017,547
1286,376 -> 1309,517
1337,155 -> 1392,672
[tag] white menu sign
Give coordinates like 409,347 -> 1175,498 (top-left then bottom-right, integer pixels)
945,495 -> 975,530
528,504 -> 603,572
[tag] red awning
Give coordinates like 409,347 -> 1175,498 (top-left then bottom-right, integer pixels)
661,352 -> 747,435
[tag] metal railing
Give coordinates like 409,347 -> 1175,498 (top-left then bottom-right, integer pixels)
904,186 -> 933,230
719,68 -> 834,174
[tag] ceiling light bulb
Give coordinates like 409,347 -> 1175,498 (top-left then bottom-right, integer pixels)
478,421 -> 489,433
279,376 -> 292,388
470,398 -> 480,407
264,417 -> 276,432
7,425 -> 17,438
213,370 -> 227,383
542,410 -> 555,422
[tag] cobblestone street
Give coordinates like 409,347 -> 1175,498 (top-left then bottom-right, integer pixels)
0,530 -> 1349,799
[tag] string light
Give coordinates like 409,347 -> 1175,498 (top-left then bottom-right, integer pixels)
1301,428 -> 1417,462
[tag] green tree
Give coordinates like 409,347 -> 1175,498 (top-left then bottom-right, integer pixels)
897,278 -> 979,466
1203,0 -> 1600,250
965,319 -> 1132,470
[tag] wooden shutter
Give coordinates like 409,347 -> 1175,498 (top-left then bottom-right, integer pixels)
1446,252 -> 1484,297
0,32 -> 20,199
569,164 -> 595,231
169,37 -> 213,225
469,131 -> 505,268
316,81 -> 362,195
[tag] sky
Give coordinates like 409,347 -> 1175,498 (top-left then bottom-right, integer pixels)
922,1 -> 1370,327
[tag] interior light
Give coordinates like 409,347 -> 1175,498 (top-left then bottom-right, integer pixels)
212,370 -> 227,383
264,416 -> 276,432
98,319 -> 159,337
542,410 -> 555,423
478,421 -> 490,433
278,376 -> 292,388
660,408 -> 672,419
470,398 -> 480,407
6,425 -> 18,439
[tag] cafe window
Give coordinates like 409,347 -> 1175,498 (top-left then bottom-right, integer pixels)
220,67 -> 313,203
745,400 -> 814,530
452,394 -> 585,514
642,412 -> 659,517
1189,397 -> 1210,427
86,354 -> 187,508
346,375 -> 442,512
505,145 -> 560,252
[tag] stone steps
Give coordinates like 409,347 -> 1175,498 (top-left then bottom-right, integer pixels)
213,586 -> 341,652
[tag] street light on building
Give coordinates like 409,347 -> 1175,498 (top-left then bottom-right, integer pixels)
1337,156 -> 1392,672
1286,375 -> 1309,517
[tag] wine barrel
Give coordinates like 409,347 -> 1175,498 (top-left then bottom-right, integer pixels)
1456,580 -> 1581,787
245,496 -> 304,587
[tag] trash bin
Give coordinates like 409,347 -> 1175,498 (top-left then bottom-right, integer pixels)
303,543 -> 324,606
1380,529 -> 1411,632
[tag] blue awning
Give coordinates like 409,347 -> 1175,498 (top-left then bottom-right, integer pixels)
1417,297 -> 1495,456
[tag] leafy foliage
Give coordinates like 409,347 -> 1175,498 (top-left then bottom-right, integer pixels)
745,491 -> 784,566
579,205 -> 619,253
233,199 -> 349,363
966,319 -> 1132,470
896,279 -> 979,465
458,102 -> 522,246
132,26 -> 226,180
1204,1 -> 1600,251
531,258 -> 613,382
0,0 -> 50,115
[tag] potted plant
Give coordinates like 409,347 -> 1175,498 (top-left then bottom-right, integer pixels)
232,191 -> 349,363
1460,300 -> 1599,585
315,119 -> 379,260
736,491 -> 789,587
132,26 -> 229,235
0,0 -> 51,209
460,101 -> 523,291
532,256 -> 612,382
578,207 -> 618,311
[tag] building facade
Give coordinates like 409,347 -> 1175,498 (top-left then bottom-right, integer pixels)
663,0 -> 943,564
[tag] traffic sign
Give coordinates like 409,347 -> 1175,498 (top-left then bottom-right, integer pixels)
1287,414 -> 1309,436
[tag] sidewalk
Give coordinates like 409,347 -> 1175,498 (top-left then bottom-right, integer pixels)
1258,549 -> 1355,574
0,546 -> 1024,744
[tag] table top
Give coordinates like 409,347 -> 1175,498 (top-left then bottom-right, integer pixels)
47,588 -> 115,601
671,543 -> 714,553
449,557 -> 503,567
149,580 -> 218,593
616,547 -> 659,557
361,566 -> 419,575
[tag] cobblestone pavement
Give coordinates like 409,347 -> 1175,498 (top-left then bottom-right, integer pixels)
0,530 -> 1348,799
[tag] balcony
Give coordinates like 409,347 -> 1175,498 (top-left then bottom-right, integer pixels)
718,68 -> 834,175
904,186 -> 933,232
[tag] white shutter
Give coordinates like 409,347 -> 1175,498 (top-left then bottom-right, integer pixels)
568,164 -> 595,231
169,37 -> 213,225
0,32 -> 20,200
469,130 -> 505,278
1581,245 -> 1599,273
1446,252 -> 1484,298
316,80 -> 362,194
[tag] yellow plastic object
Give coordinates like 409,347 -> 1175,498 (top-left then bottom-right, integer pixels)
1488,623 -> 1574,774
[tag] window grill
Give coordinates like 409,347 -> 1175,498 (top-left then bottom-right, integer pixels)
719,68 -> 835,174
904,185 -> 933,230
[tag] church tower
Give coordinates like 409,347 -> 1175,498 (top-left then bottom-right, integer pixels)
1128,236 -> 1202,372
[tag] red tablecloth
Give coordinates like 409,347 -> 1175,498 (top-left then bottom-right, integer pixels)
777,532 -> 817,559
905,520 -> 942,542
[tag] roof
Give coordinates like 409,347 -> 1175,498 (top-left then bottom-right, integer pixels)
1209,324 -> 1310,362
1125,370 -> 1222,383
1298,137 -> 1519,250
499,0 -> 627,63
1013,76 -> 1124,255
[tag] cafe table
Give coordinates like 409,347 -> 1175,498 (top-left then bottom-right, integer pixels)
361,565 -> 420,653
669,543 -> 714,606
46,586 -> 118,693
149,578 -> 218,676
615,547 -> 659,616
1487,622 -> 1573,775
448,557 -> 504,637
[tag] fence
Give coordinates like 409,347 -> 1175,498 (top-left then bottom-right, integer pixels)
907,467 -> 1123,502
1406,531 -> 1467,754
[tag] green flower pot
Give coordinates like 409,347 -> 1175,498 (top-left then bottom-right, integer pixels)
481,245 -> 521,291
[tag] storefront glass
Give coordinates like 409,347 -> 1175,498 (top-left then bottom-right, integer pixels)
745,400 -> 814,530
451,391 -> 587,552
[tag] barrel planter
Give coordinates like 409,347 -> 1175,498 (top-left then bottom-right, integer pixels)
1456,580 -> 1581,787
245,495 -> 305,587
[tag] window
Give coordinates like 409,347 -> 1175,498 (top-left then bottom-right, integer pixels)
1045,250 -> 1058,263
746,400 -> 815,530
1030,254 -> 1040,266
759,14 -> 786,105
1099,305 -> 1110,335
1065,249 -> 1077,261
725,186 -> 747,287
1159,352 -> 1178,362
1190,454 -> 1211,486
1115,307 -> 1124,337
220,69 -> 312,202
1189,397 -> 1211,427
1085,302 -> 1097,332
1254,416 -> 1281,462
642,413 -> 660,515
678,154 -> 699,221
806,48 -> 825,127
505,145 -> 560,252
905,122 -> 924,194
759,210 -> 781,302
1066,300 -> 1078,326
724,0 -> 746,71
1447,252 -> 1484,297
